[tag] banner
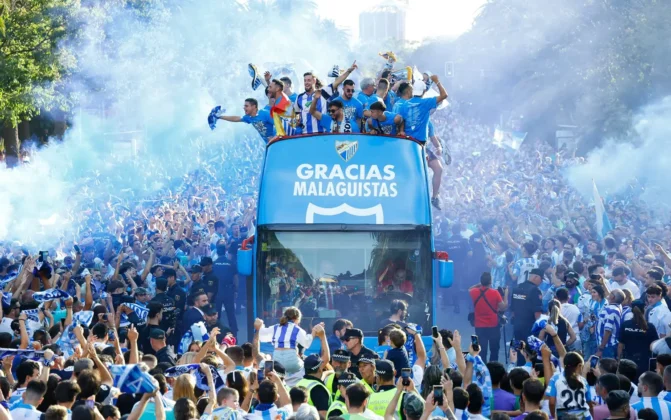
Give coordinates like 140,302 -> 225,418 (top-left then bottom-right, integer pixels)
593,180 -> 613,239
493,128 -> 527,150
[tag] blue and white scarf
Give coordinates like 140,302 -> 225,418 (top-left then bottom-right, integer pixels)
0,348 -> 44,361
208,106 -> 226,130
164,363 -> 225,391
109,364 -> 157,394
33,288 -> 70,302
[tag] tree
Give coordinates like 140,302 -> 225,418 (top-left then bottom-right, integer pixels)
0,0 -> 79,167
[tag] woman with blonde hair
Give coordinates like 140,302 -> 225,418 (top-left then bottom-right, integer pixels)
254,307 -> 323,377
177,351 -> 197,365
172,374 -> 197,403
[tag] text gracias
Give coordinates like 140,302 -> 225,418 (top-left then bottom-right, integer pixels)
293,164 -> 398,198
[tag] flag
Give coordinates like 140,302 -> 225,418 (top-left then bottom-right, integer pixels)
1,292 -> 12,307
73,310 -> 94,326
208,106 -> 226,130
109,364 -> 158,394
593,180 -> 613,239
0,275 -> 17,288
33,288 -> 70,302
194,365 -> 225,391
125,303 -> 149,323
493,129 -> 526,150
164,363 -> 199,378
270,93 -> 296,137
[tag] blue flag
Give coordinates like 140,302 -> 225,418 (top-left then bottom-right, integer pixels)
593,180 -> 613,239
208,106 -> 226,130
109,364 -> 158,394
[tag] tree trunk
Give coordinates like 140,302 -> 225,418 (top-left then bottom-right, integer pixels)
2,122 -> 20,168
18,120 -> 31,141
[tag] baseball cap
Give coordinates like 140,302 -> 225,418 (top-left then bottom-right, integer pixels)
530,268 -> 545,277
341,328 -> 363,341
150,328 -> 166,340
358,356 -> 376,366
304,354 -> 323,373
412,80 -> 426,96
375,359 -> 394,376
189,265 -> 203,273
202,303 -> 217,316
404,393 -> 424,418
332,349 -> 351,362
200,257 -> 213,266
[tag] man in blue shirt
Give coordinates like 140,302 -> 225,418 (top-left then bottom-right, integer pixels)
309,91 -> 360,133
365,101 -> 403,135
357,78 -> 380,111
376,77 -> 398,111
338,79 -> 364,129
393,75 -> 448,141
216,98 -> 276,143
280,76 -> 298,104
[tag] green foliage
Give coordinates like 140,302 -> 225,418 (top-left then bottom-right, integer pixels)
0,0 -> 79,127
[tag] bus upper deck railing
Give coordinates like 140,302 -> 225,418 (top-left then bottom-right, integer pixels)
267,132 -> 426,147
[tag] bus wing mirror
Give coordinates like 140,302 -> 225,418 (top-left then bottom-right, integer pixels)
237,236 -> 254,276
434,251 -> 453,288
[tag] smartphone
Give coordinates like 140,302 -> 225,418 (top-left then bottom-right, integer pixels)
401,368 -> 411,386
108,330 -> 115,341
38,251 -> 48,262
264,360 -> 274,375
471,335 -> 480,352
257,368 -> 265,382
85,400 -> 95,409
432,326 -> 439,339
433,385 -> 444,406
74,244 -> 81,254
590,356 -> 599,369
650,358 -> 658,372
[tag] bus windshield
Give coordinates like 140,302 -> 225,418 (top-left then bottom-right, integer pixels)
255,228 -> 432,334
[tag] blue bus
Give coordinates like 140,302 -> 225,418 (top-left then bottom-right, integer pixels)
238,133 -> 452,349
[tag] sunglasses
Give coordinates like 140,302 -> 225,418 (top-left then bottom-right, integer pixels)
342,337 -> 351,342
345,89 -> 354,93
328,109 -> 337,114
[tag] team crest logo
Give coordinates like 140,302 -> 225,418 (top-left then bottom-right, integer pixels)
335,140 -> 358,162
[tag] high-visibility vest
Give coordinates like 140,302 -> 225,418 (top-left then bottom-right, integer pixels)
367,388 -> 402,417
297,377 -> 333,409
326,399 -> 347,418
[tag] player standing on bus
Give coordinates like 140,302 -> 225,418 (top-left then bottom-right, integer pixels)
309,91 -> 360,133
216,98 -> 276,143
365,101 -> 403,135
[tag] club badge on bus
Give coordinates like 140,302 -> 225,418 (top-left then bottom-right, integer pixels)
335,140 -> 359,162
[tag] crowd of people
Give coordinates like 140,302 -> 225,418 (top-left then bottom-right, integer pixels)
2,51 -> 671,420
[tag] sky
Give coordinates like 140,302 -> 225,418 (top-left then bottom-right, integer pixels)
315,0 -> 486,43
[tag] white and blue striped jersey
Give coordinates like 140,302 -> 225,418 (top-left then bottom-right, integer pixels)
9,402 -> 42,420
632,397 -> 671,420
294,91 -> 326,134
545,373 -> 592,420
597,303 -> 622,348
259,322 -> 314,350
513,257 -> 539,284
244,404 -> 291,420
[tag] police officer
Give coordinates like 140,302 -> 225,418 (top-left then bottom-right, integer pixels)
511,267 -> 544,365
150,277 -> 177,336
165,268 -> 187,323
326,372 -> 358,418
149,328 -> 176,366
367,360 -> 404,417
187,265 -> 208,305
443,224 -> 471,312
212,245 -> 238,336
324,349 -> 352,399
296,354 -> 332,417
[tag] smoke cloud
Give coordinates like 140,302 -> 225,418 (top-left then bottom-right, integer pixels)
0,0 -> 354,248
566,96 -> 671,205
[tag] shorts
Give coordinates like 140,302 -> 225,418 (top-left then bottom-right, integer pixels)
426,148 -> 438,161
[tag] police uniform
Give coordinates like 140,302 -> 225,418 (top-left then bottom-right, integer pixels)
296,355 -> 332,413
367,360 -> 403,418
167,283 -> 187,321
326,373 -> 358,418
150,291 -> 177,332
511,268 -> 543,364
151,328 -> 177,366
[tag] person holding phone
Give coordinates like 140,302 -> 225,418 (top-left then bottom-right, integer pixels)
368,360 -> 405,418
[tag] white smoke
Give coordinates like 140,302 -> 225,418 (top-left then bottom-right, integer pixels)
566,96 -> 671,205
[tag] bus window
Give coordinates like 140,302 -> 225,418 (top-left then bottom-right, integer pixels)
255,229 -> 432,334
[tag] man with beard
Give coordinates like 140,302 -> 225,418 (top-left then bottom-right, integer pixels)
323,349 -> 352,400
202,303 -> 232,343
564,270 -> 583,304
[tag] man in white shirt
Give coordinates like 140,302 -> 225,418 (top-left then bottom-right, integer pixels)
465,384 -> 488,420
647,284 -> 671,337
10,380 -> 47,420
0,295 -> 20,334
609,266 -> 641,300
557,287 -> 583,351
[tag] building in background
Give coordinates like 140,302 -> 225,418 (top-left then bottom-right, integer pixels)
359,0 -> 408,42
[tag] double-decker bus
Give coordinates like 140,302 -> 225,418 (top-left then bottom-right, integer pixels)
237,133 -> 452,350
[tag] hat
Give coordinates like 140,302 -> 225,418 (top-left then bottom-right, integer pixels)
404,393 -> 424,418
530,268 -> 545,277
200,257 -> 213,266
565,271 -> 580,281
150,328 -> 166,340
375,359 -> 394,376
358,356 -> 376,366
412,80 -> 427,96
202,303 -> 218,316
135,287 -> 149,296
631,299 -> 646,312
332,349 -> 351,363
341,328 -> 363,341
304,354 -> 323,373
189,265 -> 202,273
337,372 -> 358,387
